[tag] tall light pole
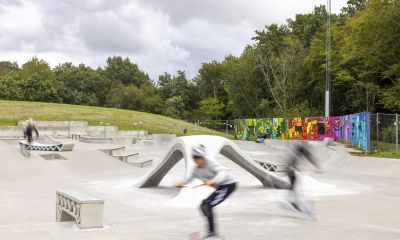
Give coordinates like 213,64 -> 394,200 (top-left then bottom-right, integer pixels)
325,0 -> 332,117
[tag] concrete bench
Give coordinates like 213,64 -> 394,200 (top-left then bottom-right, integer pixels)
56,190 -> 104,229
113,152 -> 139,163
128,157 -> 153,168
254,159 -> 286,172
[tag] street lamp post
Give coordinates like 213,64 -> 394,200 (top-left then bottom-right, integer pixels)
325,0 -> 332,117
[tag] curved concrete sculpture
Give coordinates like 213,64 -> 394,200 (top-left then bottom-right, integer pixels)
139,135 -> 289,189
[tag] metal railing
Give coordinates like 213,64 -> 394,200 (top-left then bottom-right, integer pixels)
185,120 -> 236,136
369,113 -> 399,152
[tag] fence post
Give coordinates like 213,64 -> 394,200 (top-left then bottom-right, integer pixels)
376,113 -> 379,147
68,121 -> 71,138
396,113 -> 399,152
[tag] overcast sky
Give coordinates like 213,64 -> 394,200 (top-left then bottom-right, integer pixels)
0,0 -> 348,79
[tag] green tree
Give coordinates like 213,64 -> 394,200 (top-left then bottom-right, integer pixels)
196,61 -> 228,101
0,72 -> 23,100
198,97 -> 225,120
340,0 -> 366,18
254,25 -> 306,116
338,0 -> 400,113
18,57 -> 60,102
287,5 -> 327,49
107,84 -> 162,113
158,71 -> 192,118
104,56 -> 151,87
223,50 -> 268,118
54,63 -> 110,105
0,61 -> 19,76
19,57 -> 54,81
162,96 -> 185,118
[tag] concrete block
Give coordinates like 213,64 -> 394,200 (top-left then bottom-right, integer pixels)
56,190 -> 104,229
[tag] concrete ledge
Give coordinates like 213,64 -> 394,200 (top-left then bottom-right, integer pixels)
99,146 -> 126,156
128,158 -> 153,168
114,152 -> 139,163
56,190 -> 104,229
79,136 -> 114,144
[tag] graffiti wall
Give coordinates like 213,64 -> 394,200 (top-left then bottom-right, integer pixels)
234,112 -> 370,151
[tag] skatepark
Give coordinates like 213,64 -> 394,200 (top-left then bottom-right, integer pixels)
1,133 -> 399,240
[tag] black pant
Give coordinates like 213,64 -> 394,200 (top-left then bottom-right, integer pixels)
288,168 -> 299,190
200,182 -> 236,234
287,169 -> 301,211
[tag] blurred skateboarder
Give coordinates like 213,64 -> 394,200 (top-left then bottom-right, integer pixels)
23,117 -> 39,144
176,144 -> 237,240
283,143 -> 322,216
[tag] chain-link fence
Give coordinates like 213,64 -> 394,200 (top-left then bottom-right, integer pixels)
185,120 -> 236,136
369,113 -> 399,152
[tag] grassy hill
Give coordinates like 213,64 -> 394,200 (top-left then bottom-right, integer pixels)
0,100 -> 231,138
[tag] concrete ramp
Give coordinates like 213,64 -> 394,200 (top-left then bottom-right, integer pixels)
139,135 -> 289,188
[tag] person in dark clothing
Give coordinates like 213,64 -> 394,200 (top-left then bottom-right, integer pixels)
176,144 -> 237,240
24,117 -> 39,144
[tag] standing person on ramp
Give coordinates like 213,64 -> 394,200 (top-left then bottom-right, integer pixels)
176,144 -> 237,240
24,117 -> 39,144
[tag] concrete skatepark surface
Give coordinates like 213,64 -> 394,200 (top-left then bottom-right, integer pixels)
0,136 -> 400,240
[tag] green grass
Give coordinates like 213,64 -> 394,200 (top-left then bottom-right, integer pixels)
356,149 -> 400,159
0,100 -> 232,138
337,139 -> 400,159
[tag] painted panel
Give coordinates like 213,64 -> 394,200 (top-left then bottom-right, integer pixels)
234,112 -> 369,151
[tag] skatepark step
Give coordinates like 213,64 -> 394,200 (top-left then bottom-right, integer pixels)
99,146 -> 151,167
127,157 -> 153,168
113,152 -> 139,162
99,146 -> 126,156
56,190 -> 104,229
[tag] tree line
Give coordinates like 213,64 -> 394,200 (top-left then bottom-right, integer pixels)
0,0 -> 398,120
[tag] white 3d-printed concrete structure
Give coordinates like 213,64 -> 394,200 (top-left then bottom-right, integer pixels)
139,135 -> 289,189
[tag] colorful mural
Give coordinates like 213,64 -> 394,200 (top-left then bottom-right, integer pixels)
234,112 -> 370,151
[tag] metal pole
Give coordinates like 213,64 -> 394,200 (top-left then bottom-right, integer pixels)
68,121 -> 71,138
396,113 -> 398,152
376,113 -> 379,147
325,0 -> 332,117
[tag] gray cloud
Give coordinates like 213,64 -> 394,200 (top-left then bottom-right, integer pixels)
0,0 -> 348,79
